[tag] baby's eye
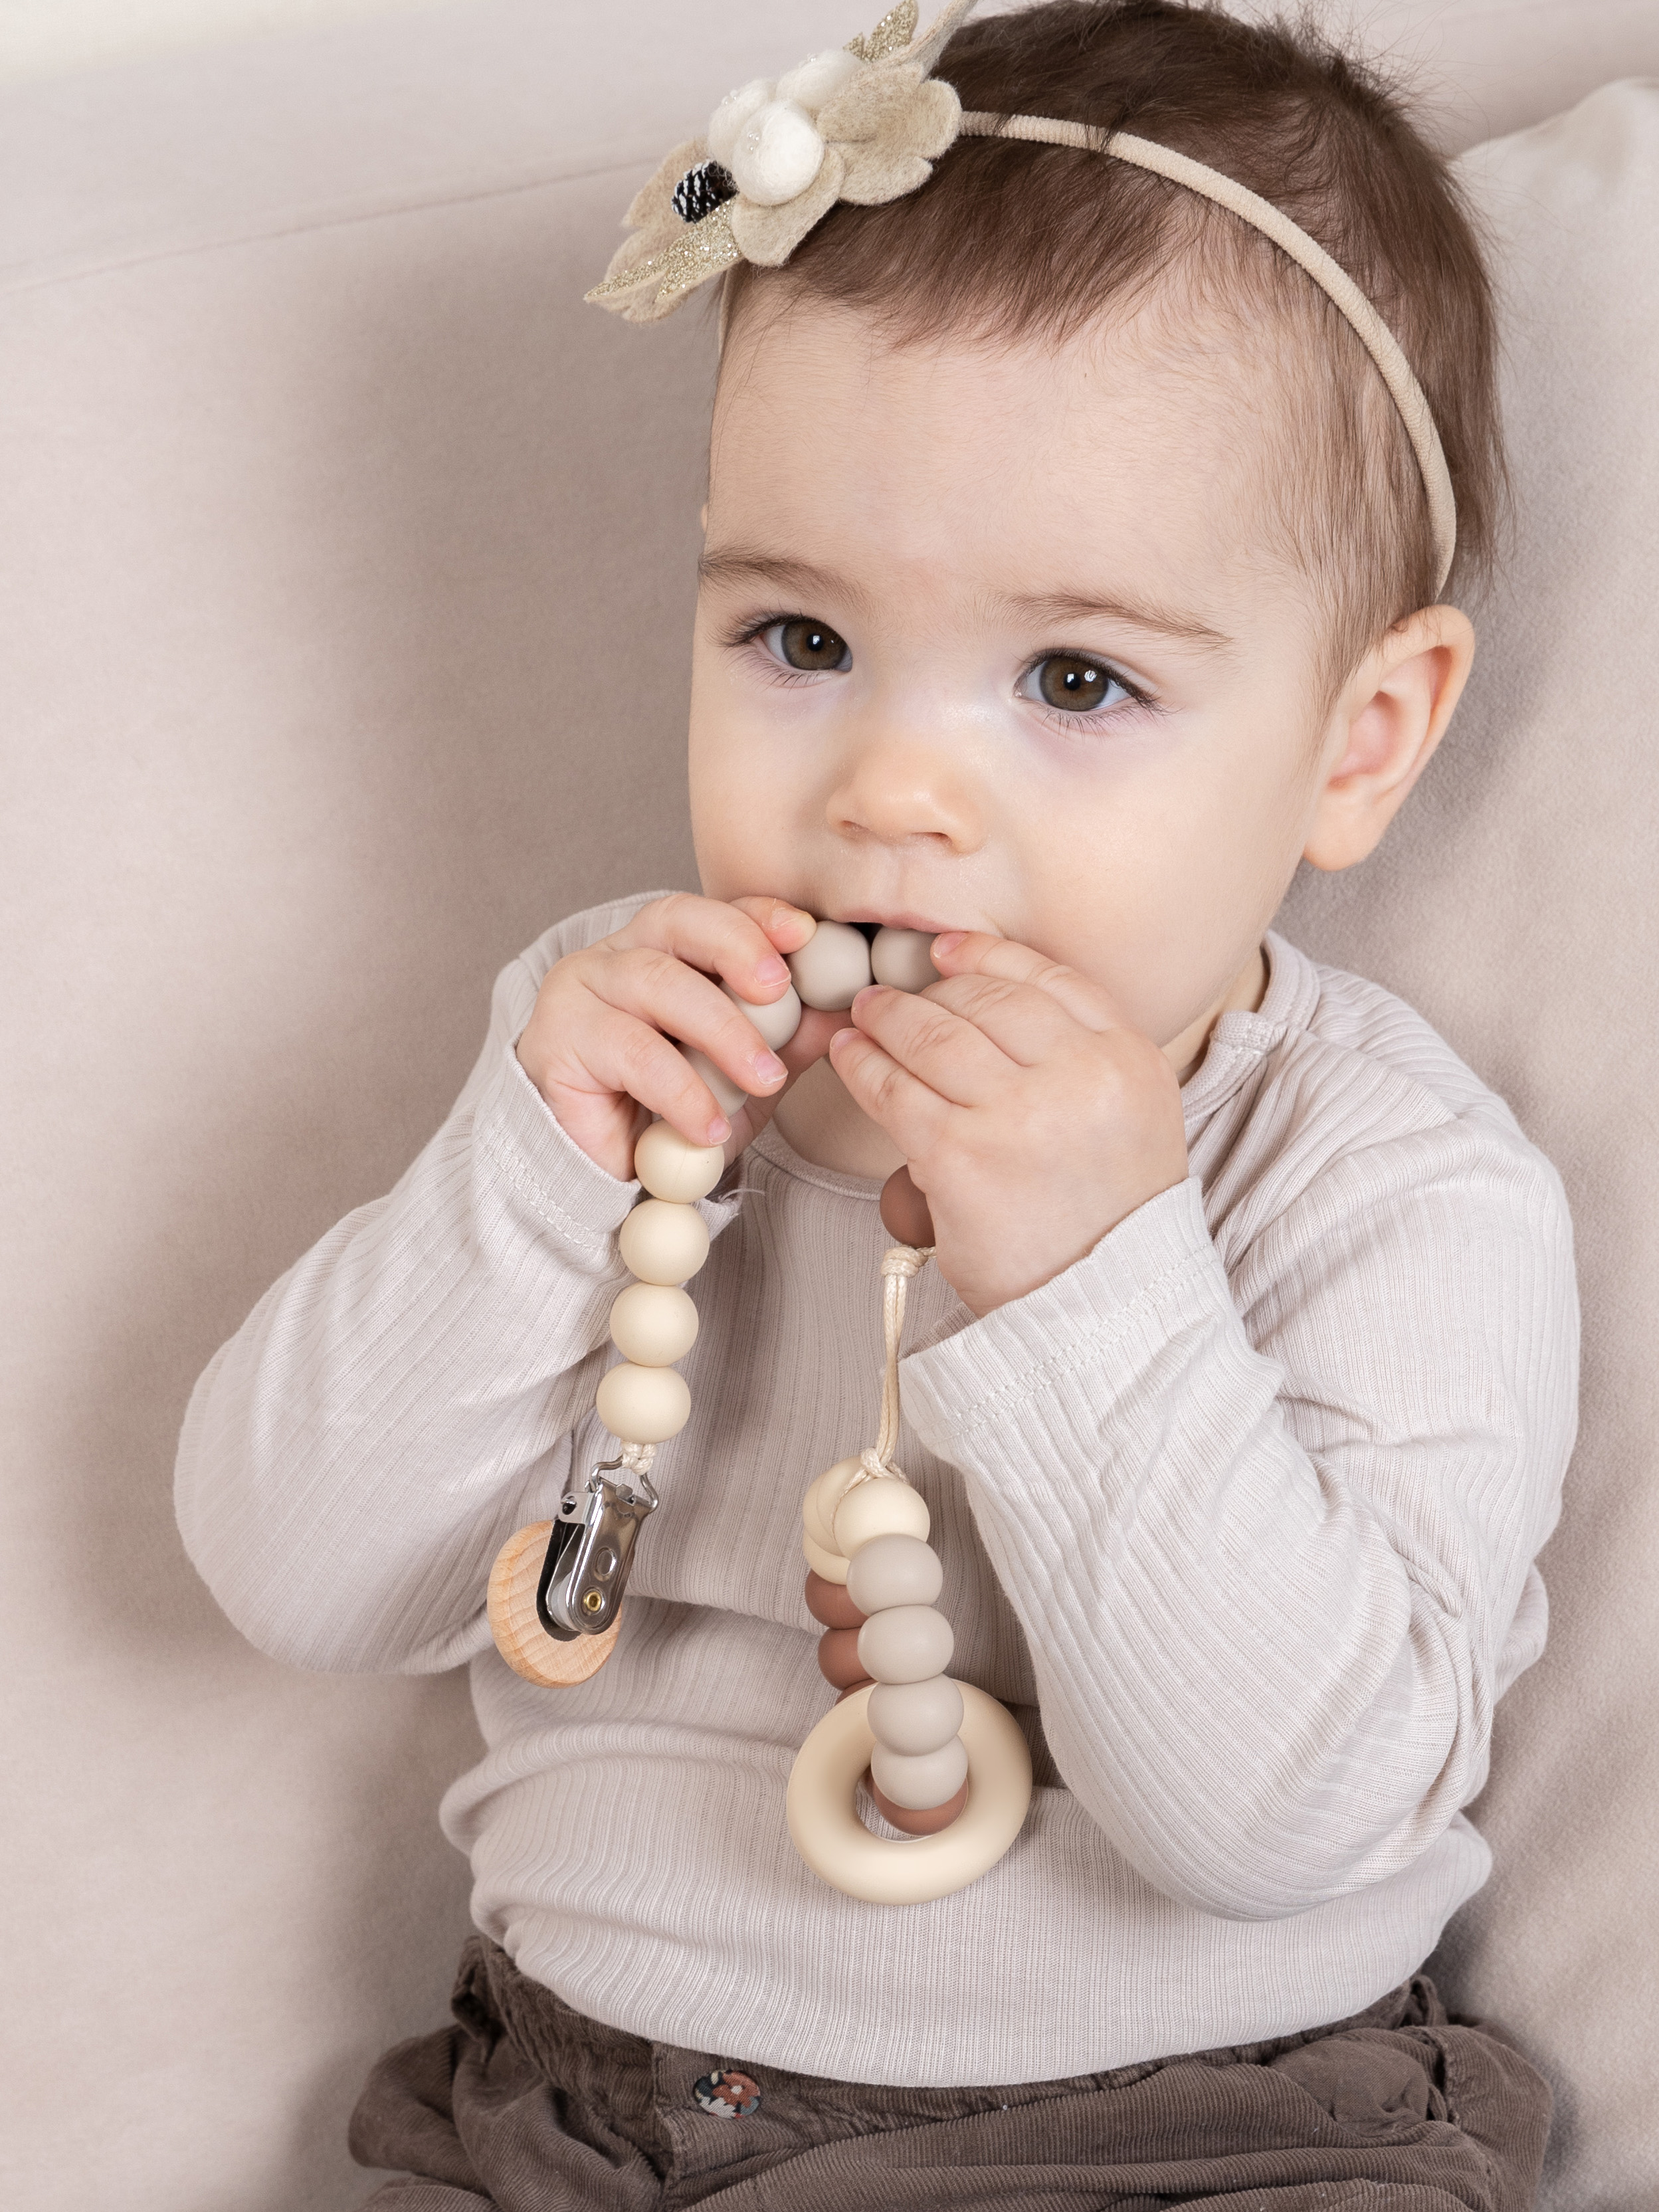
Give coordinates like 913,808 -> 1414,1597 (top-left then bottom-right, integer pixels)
762,618 -> 852,674
1017,652 -> 1136,715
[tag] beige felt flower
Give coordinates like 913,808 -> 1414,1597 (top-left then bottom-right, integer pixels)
586,0 -> 979,326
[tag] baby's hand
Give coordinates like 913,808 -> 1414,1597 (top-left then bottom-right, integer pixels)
829,934 -> 1190,1316
516,894 -> 840,1181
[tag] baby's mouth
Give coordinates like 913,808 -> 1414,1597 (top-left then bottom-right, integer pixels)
830,909 -> 961,939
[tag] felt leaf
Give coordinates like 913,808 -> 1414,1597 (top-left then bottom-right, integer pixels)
817,60 -> 925,146
838,146 -> 935,205
730,148 -> 848,266
623,140 -> 704,231
899,77 -> 962,160
902,0 -> 979,78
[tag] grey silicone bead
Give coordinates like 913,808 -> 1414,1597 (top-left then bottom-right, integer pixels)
856,1604 -> 954,1685
845,1534 -> 943,1616
722,977 -> 803,1052
867,1675 -> 965,1757
870,1735 -> 969,1810
683,1045 -> 747,1115
786,920 -> 874,1010
870,927 -> 939,993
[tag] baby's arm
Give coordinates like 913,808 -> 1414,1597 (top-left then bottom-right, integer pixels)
175,892 -> 825,1674
844,934 -> 1578,1921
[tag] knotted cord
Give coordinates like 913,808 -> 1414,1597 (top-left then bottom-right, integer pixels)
858,1243 -> 934,1484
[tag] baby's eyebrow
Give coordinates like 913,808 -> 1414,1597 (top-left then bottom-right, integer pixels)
1000,589 -> 1234,654
697,549 -> 874,619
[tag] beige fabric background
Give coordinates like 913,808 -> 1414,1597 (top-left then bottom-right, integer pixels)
3,3 -> 1657,2205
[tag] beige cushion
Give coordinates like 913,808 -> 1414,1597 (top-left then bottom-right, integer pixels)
1280,78 -> 1659,2205
3,3 -> 1656,2203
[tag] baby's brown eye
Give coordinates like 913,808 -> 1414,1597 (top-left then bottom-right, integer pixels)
768,618 -> 851,673
1036,654 -> 1112,711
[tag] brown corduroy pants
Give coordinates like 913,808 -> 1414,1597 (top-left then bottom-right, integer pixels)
351,1936 -> 1550,2211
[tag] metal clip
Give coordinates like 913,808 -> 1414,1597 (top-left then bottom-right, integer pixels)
536,1458 -> 659,1639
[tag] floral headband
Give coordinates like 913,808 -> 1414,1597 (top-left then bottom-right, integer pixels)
588,0 -> 1456,593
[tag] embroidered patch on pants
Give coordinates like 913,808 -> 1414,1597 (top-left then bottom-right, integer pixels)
694,2068 -> 762,2118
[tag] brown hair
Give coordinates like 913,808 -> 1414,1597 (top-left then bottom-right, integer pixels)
722,0 -> 1504,690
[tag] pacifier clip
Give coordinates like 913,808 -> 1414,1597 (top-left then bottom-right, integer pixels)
488,918 -> 1030,1900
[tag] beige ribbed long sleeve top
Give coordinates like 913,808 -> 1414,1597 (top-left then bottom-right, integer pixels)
175,893 -> 1579,2086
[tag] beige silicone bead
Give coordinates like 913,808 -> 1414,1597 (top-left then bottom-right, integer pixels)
802,1530 -> 850,1585
608,1282 -> 698,1367
634,1122 -> 726,1203
870,1734 -> 969,1811
722,978 -> 803,1052
595,1361 -> 692,1444
684,1045 -> 747,1116
868,1675 -> 965,1756
845,1533 -> 943,1615
857,1603 -> 954,1684
618,1199 -> 711,1285
832,1477 -> 930,1555
870,927 -> 940,993
802,1458 -> 866,1554
787,920 -> 873,1011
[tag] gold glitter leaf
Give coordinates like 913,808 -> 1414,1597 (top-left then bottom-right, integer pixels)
844,1 -> 918,63
585,203 -> 741,323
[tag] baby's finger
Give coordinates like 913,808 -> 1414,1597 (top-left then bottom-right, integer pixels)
848,984 -> 1010,1107
575,1002 -> 737,1147
828,1024 -> 951,1157
613,892 -> 798,1006
587,948 -> 790,1101
776,1002 -> 844,1073
927,931 -> 1118,1033
917,970 -> 1081,1068
728,894 -> 820,961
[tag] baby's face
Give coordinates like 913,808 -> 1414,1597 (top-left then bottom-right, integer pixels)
690,299 -> 1339,1060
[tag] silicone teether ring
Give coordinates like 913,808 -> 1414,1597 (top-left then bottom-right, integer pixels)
786,1681 -> 1032,1904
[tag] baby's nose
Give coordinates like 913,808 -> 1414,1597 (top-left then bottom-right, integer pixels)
826,740 -> 985,855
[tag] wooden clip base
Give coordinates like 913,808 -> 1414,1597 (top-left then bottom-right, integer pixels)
488,1520 -> 622,1686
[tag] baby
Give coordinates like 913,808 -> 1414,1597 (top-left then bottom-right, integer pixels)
175,2 -> 1578,2204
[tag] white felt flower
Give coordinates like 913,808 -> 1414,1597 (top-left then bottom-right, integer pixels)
727,99 -> 827,206
587,0 -> 979,325
776,49 -> 868,113
707,78 -> 775,167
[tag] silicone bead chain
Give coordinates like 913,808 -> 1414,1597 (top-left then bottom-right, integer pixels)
488,920 -> 941,1686
786,1242 -> 1032,1901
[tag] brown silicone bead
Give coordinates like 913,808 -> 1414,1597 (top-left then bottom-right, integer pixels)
804,1570 -> 866,1630
868,1774 -> 969,1836
879,1165 -> 935,1248
818,1626 -> 869,1689
835,1676 -> 875,1702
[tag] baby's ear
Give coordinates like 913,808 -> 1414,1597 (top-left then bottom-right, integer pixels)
1302,606 -> 1475,872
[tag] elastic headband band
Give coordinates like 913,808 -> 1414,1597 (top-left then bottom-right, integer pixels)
958,112 -> 1456,592
586,0 -> 1456,594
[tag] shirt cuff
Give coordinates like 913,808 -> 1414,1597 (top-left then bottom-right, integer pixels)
901,1175 -> 1226,1448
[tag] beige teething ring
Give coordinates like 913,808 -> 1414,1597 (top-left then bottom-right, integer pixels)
787,1681 -> 1031,1904
488,1520 -> 621,1686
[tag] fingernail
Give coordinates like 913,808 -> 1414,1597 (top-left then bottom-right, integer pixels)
753,1051 -> 787,1085
931,930 -> 965,957
829,1025 -> 856,1048
851,985 -> 880,1011
755,955 -> 789,985
708,1115 -> 731,1144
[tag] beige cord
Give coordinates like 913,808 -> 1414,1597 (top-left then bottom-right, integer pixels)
859,1243 -> 933,1484
958,111 -> 1457,595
